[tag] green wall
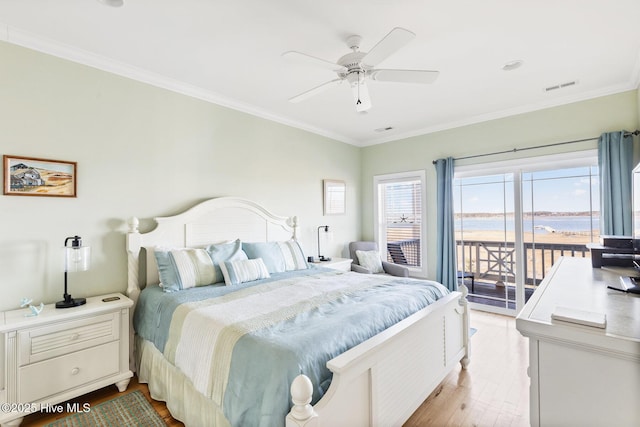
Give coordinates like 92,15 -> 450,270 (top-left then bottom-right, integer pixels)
0,41 -> 360,311
1,39 -> 638,308
361,90 -> 639,278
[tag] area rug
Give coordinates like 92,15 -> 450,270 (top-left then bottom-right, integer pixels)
44,390 -> 166,427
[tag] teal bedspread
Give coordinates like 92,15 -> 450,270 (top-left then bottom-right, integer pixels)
133,267 -> 449,427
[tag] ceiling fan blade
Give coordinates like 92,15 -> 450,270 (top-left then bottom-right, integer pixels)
370,69 -> 439,84
282,51 -> 347,73
361,27 -> 415,68
288,78 -> 343,103
350,80 -> 372,112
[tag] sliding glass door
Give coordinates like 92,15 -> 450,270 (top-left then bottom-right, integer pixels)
454,152 -> 599,315
454,173 -> 520,314
521,166 -> 600,295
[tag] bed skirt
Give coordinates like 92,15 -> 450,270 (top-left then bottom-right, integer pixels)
135,335 -> 231,427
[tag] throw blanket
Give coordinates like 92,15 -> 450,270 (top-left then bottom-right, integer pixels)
134,268 -> 449,427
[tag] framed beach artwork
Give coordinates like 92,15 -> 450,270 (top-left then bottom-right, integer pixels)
3,155 -> 77,197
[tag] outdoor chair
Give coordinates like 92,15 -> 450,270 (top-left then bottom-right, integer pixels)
386,242 -> 408,265
457,271 -> 475,292
349,241 -> 409,277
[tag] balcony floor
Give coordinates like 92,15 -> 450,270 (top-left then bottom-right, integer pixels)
462,280 -> 536,310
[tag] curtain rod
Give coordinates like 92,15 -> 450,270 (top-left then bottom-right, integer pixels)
432,130 -> 640,164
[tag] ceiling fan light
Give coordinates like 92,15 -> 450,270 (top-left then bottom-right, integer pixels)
97,0 -> 124,7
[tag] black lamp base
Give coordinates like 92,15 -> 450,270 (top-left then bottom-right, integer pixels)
55,296 -> 86,309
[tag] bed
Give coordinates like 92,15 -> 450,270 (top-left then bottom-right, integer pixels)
125,197 -> 470,427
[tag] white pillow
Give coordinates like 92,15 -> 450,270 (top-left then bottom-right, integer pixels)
278,240 -> 309,271
356,250 -> 384,274
219,258 -> 270,286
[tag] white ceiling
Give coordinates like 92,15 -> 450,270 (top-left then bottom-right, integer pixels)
1,0 -> 639,146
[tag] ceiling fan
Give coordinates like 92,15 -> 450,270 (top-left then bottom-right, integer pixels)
283,27 -> 439,112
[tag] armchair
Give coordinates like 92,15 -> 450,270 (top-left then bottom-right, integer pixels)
349,241 -> 409,277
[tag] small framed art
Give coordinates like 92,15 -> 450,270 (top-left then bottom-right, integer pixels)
323,179 -> 346,215
3,155 -> 77,197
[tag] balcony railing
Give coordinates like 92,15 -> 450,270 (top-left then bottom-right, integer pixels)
386,238 -> 590,286
457,239 -> 589,285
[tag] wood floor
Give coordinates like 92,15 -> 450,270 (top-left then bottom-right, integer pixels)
21,310 -> 528,427
404,310 -> 530,427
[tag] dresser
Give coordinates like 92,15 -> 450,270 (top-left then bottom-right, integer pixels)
0,293 -> 133,426
516,257 -> 640,427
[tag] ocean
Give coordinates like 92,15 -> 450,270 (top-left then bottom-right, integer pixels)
456,215 -> 598,233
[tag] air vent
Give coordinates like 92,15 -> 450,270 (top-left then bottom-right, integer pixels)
544,80 -> 578,92
502,60 -> 523,71
374,126 -> 394,132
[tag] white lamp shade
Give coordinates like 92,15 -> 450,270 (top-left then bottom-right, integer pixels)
65,246 -> 91,272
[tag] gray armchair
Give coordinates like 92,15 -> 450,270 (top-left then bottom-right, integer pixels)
349,241 -> 409,277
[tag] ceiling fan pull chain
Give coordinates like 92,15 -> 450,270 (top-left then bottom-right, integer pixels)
356,71 -> 362,105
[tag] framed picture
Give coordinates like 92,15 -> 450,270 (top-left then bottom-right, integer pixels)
323,179 -> 346,215
3,155 -> 77,197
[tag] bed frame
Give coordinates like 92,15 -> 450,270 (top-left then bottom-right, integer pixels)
125,197 -> 470,427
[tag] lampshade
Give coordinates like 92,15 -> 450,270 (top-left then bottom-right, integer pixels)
56,236 -> 90,309
317,225 -> 331,261
65,245 -> 91,272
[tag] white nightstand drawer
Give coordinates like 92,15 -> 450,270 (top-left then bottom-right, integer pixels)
19,312 -> 119,364
19,340 -> 120,403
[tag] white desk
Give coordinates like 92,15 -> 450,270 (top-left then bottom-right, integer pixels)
516,257 -> 640,427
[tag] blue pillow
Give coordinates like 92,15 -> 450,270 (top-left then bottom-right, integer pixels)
154,250 -> 181,292
242,242 -> 286,273
154,248 -> 217,292
206,239 -> 248,283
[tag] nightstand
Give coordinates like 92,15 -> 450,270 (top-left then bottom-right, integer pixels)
312,257 -> 353,272
0,293 -> 133,427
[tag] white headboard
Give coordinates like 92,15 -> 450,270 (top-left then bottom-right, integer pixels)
125,197 -> 298,305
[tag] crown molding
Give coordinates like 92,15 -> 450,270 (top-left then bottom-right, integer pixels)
3,23 -> 639,149
363,82 -> 639,147
2,25 -> 358,146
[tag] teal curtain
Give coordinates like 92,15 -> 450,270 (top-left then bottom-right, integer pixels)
435,157 -> 457,291
598,131 -> 633,236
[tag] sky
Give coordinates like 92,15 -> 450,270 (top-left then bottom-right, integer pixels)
454,166 -> 600,214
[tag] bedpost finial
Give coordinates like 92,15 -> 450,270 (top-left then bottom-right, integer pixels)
289,216 -> 299,240
128,217 -> 140,233
288,374 -> 316,423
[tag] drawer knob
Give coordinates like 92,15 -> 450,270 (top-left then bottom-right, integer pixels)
71,367 -> 80,375
70,333 -> 80,341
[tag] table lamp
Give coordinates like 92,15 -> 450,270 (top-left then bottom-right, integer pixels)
56,235 -> 90,309
317,225 -> 331,261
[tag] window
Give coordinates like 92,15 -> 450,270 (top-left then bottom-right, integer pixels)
374,171 -> 426,273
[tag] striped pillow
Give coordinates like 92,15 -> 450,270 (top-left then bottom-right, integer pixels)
278,240 -> 309,271
155,248 -> 217,292
219,258 -> 270,286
